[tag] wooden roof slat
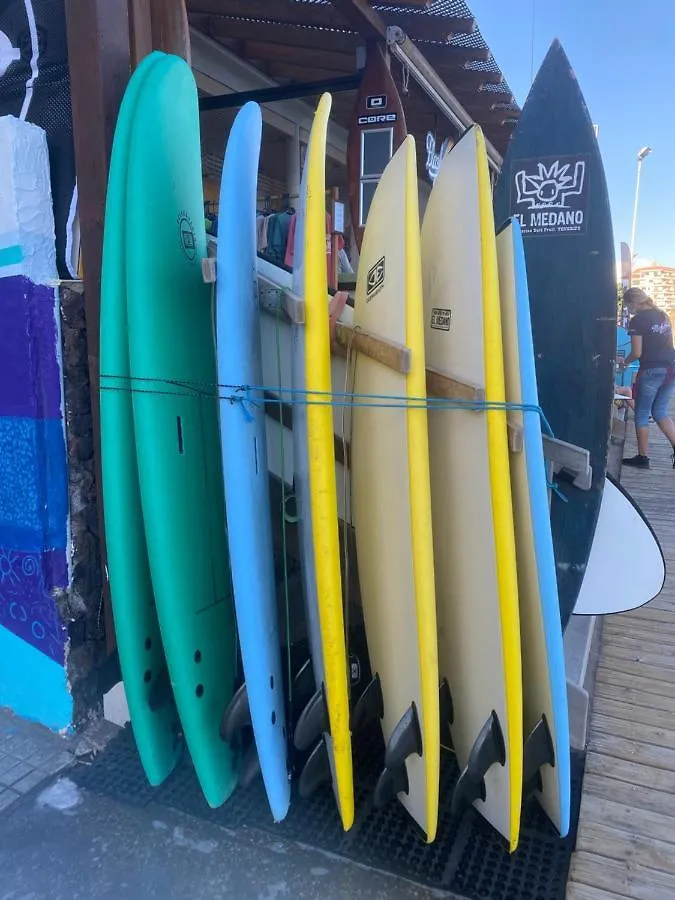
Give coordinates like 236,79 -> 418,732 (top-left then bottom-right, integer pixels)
377,10 -> 475,41
188,0 -> 356,31
268,61 -> 351,82
205,17 -> 362,53
419,40 -> 490,66
242,39 -> 356,73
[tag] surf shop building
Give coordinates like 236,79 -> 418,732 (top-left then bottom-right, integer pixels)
0,2 -> 602,896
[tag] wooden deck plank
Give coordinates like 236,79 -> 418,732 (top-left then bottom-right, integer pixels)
578,793 -> 675,845
568,418 -> 675,898
592,712 -> 675,750
593,683 -> 675,715
570,852 -> 675,900
582,772 -> 675,820
597,660 -> 675,690
575,823 -> 675,878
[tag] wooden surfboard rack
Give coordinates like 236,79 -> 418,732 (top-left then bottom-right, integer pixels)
204,260 -> 593,486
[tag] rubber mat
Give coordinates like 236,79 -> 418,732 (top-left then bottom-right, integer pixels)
72,718 -> 583,900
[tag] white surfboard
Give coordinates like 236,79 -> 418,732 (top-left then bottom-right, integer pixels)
572,475 -> 665,616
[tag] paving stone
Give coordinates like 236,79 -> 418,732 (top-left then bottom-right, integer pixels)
0,760 -> 33,787
12,769 -> 50,795
0,788 -> 19,812
39,751 -> 74,776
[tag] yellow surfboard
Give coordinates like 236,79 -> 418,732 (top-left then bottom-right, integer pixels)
291,93 -> 354,830
351,136 -> 440,842
420,126 -> 523,850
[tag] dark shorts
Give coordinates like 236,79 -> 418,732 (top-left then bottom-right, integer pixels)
634,366 -> 675,427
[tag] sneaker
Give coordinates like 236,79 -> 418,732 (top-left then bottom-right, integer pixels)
623,454 -> 650,469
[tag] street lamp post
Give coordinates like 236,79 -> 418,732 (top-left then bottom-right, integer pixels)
630,145 -> 652,264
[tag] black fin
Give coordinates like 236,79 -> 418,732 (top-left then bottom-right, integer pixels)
384,703 -> 422,771
238,742 -> 262,789
292,659 -> 315,714
523,715 -> 555,798
451,711 -> 506,818
298,737 -> 332,798
439,679 -> 454,748
220,682 -> 251,743
294,686 -> 329,751
148,665 -> 171,712
351,674 -> 384,733
373,763 -> 409,809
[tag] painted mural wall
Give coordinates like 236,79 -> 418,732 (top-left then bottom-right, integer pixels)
0,115 -> 71,730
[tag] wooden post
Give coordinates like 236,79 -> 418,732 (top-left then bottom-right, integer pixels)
150,0 -> 191,63
65,0 -> 133,654
128,0 -> 153,69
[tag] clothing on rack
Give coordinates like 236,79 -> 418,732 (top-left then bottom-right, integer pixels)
256,214 -> 269,252
262,209 -> 294,265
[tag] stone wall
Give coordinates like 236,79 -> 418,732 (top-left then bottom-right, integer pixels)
56,283 -> 105,728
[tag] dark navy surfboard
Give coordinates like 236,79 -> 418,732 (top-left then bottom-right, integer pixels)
494,40 -> 616,629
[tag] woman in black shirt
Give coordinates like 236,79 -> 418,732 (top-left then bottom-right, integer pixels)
622,287 -> 675,468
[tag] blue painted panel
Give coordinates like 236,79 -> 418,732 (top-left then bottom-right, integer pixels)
0,416 -> 68,551
0,624 -> 71,731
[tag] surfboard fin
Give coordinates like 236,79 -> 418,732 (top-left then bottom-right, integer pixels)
292,659 -> 315,716
294,685 -> 329,751
298,737 -> 331,798
238,742 -> 262,790
439,679 -> 454,748
220,682 -> 251,743
373,703 -> 422,810
148,665 -> 171,712
451,711 -> 506,818
374,761 -> 409,808
351,674 -> 383,733
523,715 -> 555,797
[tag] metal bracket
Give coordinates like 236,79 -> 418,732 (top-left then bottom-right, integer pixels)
542,435 -> 592,491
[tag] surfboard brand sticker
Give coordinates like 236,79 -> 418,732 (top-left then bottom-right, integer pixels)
366,256 -> 385,300
357,112 -> 398,125
366,94 -> 387,110
177,211 -> 197,261
430,307 -> 452,331
511,154 -> 590,236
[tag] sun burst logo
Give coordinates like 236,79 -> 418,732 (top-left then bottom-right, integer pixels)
515,159 -> 586,209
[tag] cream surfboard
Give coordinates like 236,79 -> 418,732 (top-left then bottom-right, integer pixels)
351,135 -> 440,843
420,126 -> 523,851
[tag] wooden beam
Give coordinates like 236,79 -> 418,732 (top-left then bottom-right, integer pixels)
207,17 -> 362,55
268,61 -> 351,82
150,0 -> 191,62
129,0 -> 153,68
376,10 -> 476,42
329,0 -> 388,40
242,40 -> 355,73
188,0 -> 354,31
65,0 -> 133,656
332,322 -> 411,375
418,41 -> 491,67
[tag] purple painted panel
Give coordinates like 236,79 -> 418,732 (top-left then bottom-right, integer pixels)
0,548 -> 67,665
0,276 -> 63,419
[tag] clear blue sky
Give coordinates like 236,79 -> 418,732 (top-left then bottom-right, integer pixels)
469,0 -> 675,267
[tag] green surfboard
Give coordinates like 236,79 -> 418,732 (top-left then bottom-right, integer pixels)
125,54 -> 238,807
100,50 -> 182,786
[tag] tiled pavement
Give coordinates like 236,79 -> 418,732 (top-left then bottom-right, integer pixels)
0,708 -> 75,812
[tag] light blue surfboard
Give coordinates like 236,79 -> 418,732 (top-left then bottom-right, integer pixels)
499,218 -> 571,837
216,101 -> 290,822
